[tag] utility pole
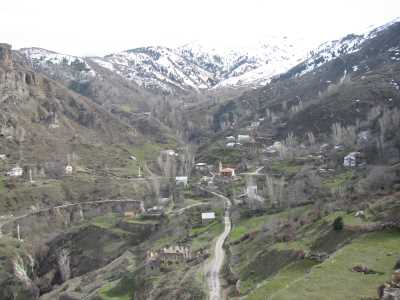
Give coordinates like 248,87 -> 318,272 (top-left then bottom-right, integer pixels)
17,224 -> 21,241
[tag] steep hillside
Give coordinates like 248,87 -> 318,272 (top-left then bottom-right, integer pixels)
20,47 -> 157,113
0,43 -> 177,214
211,19 -> 400,143
192,19 -> 400,300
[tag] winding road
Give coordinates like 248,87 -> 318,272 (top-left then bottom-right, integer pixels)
0,199 -> 141,234
203,189 -> 232,300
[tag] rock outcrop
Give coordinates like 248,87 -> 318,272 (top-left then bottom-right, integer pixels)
0,240 -> 40,300
0,43 -> 13,69
379,270 -> 400,300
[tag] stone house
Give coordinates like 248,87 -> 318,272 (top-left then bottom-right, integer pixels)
159,246 -> 192,263
145,250 -> 161,274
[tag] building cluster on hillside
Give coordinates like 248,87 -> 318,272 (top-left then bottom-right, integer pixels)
5,164 -> 74,178
145,245 -> 208,274
145,246 -> 191,273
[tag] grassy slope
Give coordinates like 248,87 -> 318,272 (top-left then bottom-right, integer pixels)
245,231 -> 399,300
230,206 -> 312,243
246,259 -> 318,300
98,273 -> 135,300
229,205 -> 385,296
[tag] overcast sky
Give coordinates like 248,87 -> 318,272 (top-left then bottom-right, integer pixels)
1,0 -> 399,56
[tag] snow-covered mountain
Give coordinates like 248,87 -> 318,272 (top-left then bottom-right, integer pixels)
20,37 -> 309,94
19,18 -> 400,94
88,38 -> 309,93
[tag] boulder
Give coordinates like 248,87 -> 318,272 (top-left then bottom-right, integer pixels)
394,259 -> 400,270
382,288 -> 400,300
351,264 -> 383,275
392,270 -> 400,284
35,269 -> 57,294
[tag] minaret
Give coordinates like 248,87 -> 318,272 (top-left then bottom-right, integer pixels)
138,166 -> 142,177
219,161 -> 223,174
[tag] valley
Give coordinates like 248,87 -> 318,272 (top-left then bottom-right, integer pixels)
0,15 -> 399,300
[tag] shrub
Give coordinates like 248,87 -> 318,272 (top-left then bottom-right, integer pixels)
394,258 -> 400,270
333,216 -> 344,231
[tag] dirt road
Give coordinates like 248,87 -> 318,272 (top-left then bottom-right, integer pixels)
204,190 -> 232,300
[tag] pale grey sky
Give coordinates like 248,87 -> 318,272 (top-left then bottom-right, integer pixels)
1,0 -> 399,56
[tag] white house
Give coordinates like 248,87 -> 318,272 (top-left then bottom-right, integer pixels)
237,135 -> 251,143
334,144 -> 345,151
176,176 -> 188,187
65,164 -> 73,175
162,149 -> 178,157
7,166 -> 23,177
195,163 -> 207,171
0,154 -> 6,160
201,212 -> 216,224
343,152 -> 361,167
251,121 -> 260,128
246,185 -> 258,197
226,136 -> 235,141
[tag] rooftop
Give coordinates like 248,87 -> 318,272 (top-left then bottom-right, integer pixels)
201,212 -> 216,220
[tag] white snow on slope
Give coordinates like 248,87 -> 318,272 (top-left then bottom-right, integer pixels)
83,36 -> 312,92
20,47 -> 96,78
292,17 -> 400,78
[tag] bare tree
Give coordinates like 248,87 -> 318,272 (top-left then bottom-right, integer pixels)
265,175 -> 285,207
331,122 -> 356,147
306,131 -> 316,147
